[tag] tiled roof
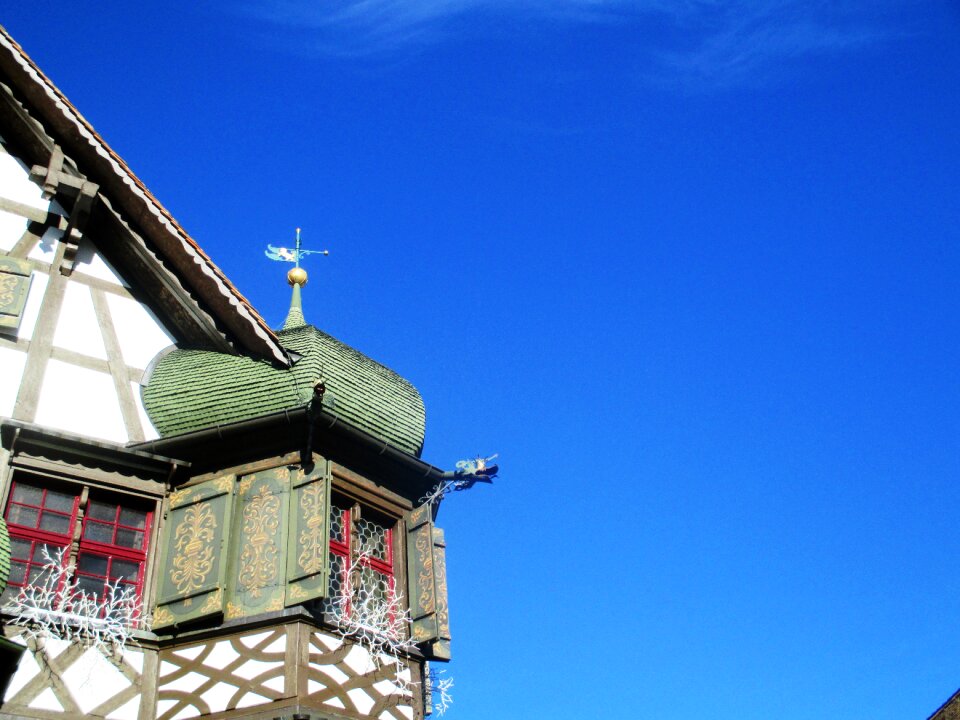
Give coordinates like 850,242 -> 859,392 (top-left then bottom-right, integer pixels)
930,689 -> 960,720
142,325 -> 426,457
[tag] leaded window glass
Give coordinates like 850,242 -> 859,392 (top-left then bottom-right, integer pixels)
320,496 -> 395,621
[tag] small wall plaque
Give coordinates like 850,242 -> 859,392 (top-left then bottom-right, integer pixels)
0,256 -> 33,332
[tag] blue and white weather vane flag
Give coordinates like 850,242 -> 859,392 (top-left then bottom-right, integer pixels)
265,228 -> 329,267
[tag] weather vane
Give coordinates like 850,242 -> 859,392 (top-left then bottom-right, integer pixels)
265,227 -> 329,285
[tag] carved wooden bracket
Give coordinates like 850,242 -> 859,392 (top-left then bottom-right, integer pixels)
29,145 -> 99,276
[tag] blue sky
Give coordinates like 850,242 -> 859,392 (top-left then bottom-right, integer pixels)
5,2 -> 960,717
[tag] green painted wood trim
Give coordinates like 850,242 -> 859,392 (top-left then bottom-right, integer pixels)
404,503 -> 452,660
225,467 -> 289,620
285,460 -> 332,607
153,475 -> 235,630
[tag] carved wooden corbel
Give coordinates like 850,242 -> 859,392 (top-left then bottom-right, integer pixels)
28,145 -> 99,275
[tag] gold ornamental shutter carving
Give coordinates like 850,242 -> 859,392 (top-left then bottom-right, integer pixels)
225,467 -> 290,621
285,459 -> 332,607
153,475 -> 235,630
405,504 -> 451,661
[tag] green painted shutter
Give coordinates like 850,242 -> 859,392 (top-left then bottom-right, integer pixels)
153,475 -> 235,630
225,467 -> 290,621
285,459 -> 332,607
405,504 -> 451,661
0,257 -> 33,331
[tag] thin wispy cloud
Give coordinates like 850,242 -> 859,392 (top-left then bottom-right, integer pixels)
649,1 -> 895,87
239,0 -> 903,87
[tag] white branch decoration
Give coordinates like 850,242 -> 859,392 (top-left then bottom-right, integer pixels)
419,480 -> 460,507
329,547 -> 454,715
428,666 -> 454,716
330,550 -> 417,688
2,546 -> 142,655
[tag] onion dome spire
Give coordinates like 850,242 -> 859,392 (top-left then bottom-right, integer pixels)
264,227 -> 328,331
283,270 -> 307,329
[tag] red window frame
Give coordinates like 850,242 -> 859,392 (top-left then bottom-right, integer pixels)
76,498 -> 152,605
329,505 -> 395,616
4,481 -> 80,596
3,478 -> 152,607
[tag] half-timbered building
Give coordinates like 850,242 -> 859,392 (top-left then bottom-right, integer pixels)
0,25 -> 456,720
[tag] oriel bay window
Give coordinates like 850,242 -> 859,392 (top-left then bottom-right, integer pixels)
2,476 -> 152,609
151,457 -> 451,660
325,496 -> 397,619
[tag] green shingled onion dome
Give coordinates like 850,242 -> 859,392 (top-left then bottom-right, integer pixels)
141,289 -> 426,457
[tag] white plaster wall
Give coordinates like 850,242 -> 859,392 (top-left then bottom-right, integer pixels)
60,646 -> 138,716
0,345 -> 27,417
106,291 -> 174,370
0,146 -> 66,256
0,147 -> 48,210
53,281 -> 107,360
27,225 -> 61,264
74,235 -> 127,286
0,147 -> 40,253
0,208 -> 28,253
34,358 -> 126,442
133,380 -> 159,440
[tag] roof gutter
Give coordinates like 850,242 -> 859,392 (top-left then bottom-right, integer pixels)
131,404 -> 445,484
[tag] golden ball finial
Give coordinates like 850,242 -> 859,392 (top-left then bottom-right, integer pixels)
287,267 -> 308,286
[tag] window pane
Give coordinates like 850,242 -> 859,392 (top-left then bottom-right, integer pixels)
45,489 -> 77,513
330,506 -> 346,544
11,483 -> 42,506
115,528 -> 144,550
360,566 -> 390,604
75,575 -> 103,601
321,554 -> 346,618
111,559 -> 140,582
78,553 -> 109,577
8,560 -> 26,585
39,512 -> 71,535
356,518 -> 389,561
27,565 -> 46,584
10,537 -> 31,560
118,507 -> 147,530
31,543 -> 56,562
83,520 -> 115,544
7,505 -> 38,529
87,500 -> 116,522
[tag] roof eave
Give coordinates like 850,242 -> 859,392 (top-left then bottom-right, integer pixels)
0,25 -> 289,366
131,404 -> 442,500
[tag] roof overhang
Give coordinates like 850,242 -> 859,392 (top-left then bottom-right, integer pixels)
0,25 -> 290,366
132,404 -> 444,504
0,418 -> 187,480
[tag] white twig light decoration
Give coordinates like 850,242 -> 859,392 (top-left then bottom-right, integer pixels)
330,548 -> 454,715
2,546 -> 141,654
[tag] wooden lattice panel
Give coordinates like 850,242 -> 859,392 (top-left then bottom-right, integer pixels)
305,630 -> 414,720
2,631 -> 147,719
156,628 -> 287,719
